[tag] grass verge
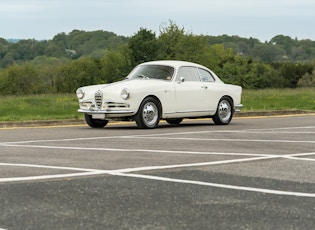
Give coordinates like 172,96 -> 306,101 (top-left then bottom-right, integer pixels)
0,88 -> 314,122
242,88 -> 315,111
0,94 -> 80,121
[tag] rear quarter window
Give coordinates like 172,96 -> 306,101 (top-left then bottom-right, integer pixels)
198,68 -> 215,82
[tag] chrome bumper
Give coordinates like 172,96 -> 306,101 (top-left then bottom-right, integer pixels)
234,104 -> 243,112
78,109 -> 134,115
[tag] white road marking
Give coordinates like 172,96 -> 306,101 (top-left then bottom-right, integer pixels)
0,125 -> 314,145
111,172 -> 315,198
0,171 -> 105,183
0,143 -> 273,157
1,157 -> 315,197
126,136 -> 315,144
0,124 -> 314,197
0,163 -> 109,183
113,156 -> 276,173
0,151 -> 315,197
0,162 -> 104,172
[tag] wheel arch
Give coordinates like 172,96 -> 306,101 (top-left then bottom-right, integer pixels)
212,95 -> 235,125
220,95 -> 235,112
140,95 -> 163,115
134,95 -> 163,129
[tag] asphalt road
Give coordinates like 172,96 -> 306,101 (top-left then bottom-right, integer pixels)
0,114 -> 315,230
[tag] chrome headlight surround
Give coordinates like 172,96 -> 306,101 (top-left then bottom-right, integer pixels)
76,88 -> 84,99
120,88 -> 130,100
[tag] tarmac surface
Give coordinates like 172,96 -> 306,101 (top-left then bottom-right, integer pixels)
0,114 -> 314,229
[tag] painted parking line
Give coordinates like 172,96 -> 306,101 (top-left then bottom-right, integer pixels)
0,125 -> 314,146
112,172 -> 315,198
0,143 -> 273,157
1,150 -> 315,197
1,153 -> 315,197
127,136 -> 315,144
0,162 -> 109,183
0,123 -> 314,197
1,132 -> 314,148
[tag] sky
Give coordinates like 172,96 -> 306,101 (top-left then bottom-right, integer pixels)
1,0 -> 314,42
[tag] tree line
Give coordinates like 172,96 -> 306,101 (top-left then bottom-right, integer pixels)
0,21 -> 314,95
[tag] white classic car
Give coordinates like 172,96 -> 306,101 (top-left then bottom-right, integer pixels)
76,60 -> 243,129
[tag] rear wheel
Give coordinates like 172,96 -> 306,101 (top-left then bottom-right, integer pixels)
84,113 -> 108,128
212,97 -> 233,125
166,118 -> 183,125
135,97 -> 161,129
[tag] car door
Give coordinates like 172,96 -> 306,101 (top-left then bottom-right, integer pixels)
174,66 -> 213,114
197,67 -> 220,112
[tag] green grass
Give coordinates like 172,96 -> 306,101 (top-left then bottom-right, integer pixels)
242,88 -> 315,112
0,94 -> 80,121
0,88 -> 314,122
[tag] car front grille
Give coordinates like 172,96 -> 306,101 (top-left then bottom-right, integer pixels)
95,90 -> 103,109
105,102 -> 129,108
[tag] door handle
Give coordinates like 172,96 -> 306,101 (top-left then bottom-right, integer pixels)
201,86 -> 208,89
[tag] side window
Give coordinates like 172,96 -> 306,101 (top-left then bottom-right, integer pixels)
177,67 -> 200,82
198,68 -> 215,82
155,68 -> 172,80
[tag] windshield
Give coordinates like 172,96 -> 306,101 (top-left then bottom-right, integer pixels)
127,65 -> 174,81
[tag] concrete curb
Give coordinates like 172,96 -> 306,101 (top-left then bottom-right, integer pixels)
0,110 -> 314,128
234,110 -> 315,117
0,119 -> 85,128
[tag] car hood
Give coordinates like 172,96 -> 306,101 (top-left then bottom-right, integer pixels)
84,79 -> 169,91
80,78 -> 171,100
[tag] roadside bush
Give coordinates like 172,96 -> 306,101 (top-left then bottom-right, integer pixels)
54,57 -> 104,93
297,70 -> 315,87
0,64 -> 46,95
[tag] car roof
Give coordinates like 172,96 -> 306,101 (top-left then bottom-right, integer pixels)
139,60 -> 208,70
137,60 -> 224,83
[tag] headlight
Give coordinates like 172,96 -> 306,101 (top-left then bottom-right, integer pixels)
76,88 -> 84,99
120,88 -> 130,100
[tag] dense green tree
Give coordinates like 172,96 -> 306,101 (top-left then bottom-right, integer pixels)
55,57 -> 104,93
250,43 -> 286,62
251,62 -> 284,88
219,56 -> 254,87
30,56 -> 69,93
0,38 -> 8,60
270,35 -> 297,54
158,20 -> 185,59
271,62 -> 313,88
128,28 -> 158,65
1,25 -> 315,95
0,64 -> 44,95
198,44 -> 234,72
174,34 -> 208,63
0,53 -> 15,67
102,46 -> 133,83
44,42 -> 65,58
297,70 -> 315,87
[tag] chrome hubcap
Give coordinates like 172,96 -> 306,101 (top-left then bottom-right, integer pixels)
142,102 -> 158,126
218,100 -> 231,123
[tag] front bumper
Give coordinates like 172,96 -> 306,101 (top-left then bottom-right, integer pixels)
78,109 -> 134,115
78,99 -> 134,117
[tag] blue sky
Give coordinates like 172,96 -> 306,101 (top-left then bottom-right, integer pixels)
1,0 -> 314,41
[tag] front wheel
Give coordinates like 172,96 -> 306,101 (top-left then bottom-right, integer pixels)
84,113 -> 108,128
212,97 -> 234,125
135,97 -> 161,129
